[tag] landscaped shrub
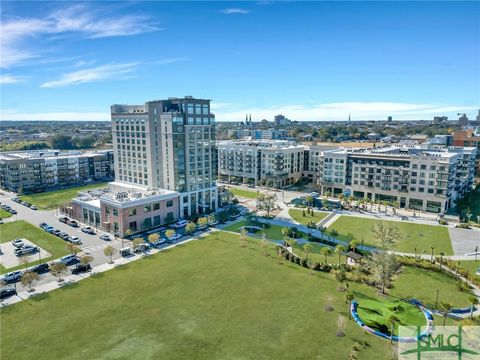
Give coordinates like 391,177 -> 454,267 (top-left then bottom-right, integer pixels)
455,223 -> 471,229
295,256 -> 301,265
438,219 -> 448,225
330,229 -> 338,237
301,258 -> 308,268
309,262 -> 321,271
284,252 -> 291,261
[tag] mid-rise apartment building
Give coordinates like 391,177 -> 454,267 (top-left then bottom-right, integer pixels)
0,150 -> 114,192
70,96 -> 217,237
218,139 -> 304,188
452,129 -> 480,174
316,145 -> 476,213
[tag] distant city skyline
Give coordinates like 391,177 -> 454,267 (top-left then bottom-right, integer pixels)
1,1 -> 479,122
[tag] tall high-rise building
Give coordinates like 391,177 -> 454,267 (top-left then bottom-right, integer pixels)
111,96 -> 217,217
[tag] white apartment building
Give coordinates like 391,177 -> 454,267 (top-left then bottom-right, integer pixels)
316,145 -> 476,213
218,140 -> 304,188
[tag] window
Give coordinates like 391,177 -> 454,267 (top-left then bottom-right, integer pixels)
153,203 -> 160,211
166,200 -> 173,207
105,207 -> 110,215
143,218 -> 152,229
153,215 -> 161,226
144,205 -> 151,213
113,209 -> 118,216
129,208 -> 137,216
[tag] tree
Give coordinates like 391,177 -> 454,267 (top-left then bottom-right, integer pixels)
50,262 -> 68,282
148,233 -> 160,244
306,221 -> 316,236
371,223 -> 400,250
50,134 -> 74,149
468,296 -> 479,319
440,301 -> 453,326
18,255 -> 31,270
303,243 -> 312,262
320,247 -> 332,264
240,228 -> 247,247
261,234 -> 268,256
368,251 -> 398,294
349,240 -> 358,253
66,243 -> 80,256
165,229 -> 176,240
336,315 -> 346,337
132,237 -> 144,252
207,214 -> 217,226
104,245 -> 114,264
185,222 -> 196,235
430,246 -> 435,263
439,252 -> 445,270
305,195 -> 314,207
387,315 -> 400,343
256,193 -> 277,217
286,238 -> 297,252
21,271 -> 39,292
80,255 -> 94,267
345,292 -> 355,319
317,225 -> 326,239
335,245 -> 346,265
198,217 -> 208,229
281,226 -> 290,242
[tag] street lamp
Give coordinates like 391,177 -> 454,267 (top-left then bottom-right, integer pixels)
435,289 -> 440,309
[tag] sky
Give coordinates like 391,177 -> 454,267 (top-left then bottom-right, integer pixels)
1,1 -> 479,122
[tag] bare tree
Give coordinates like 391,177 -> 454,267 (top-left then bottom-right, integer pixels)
336,315 -> 346,337
18,255 -> 31,271
104,245 -> 114,264
20,271 -> 39,292
50,262 -> 68,282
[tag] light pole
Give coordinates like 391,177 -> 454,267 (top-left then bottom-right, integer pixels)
435,289 -> 440,309
475,246 -> 478,262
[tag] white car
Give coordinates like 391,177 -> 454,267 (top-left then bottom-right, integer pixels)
171,220 -> 188,229
100,233 -> 111,241
68,236 -> 82,245
167,234 -> 181,242
11,239 -> 24,248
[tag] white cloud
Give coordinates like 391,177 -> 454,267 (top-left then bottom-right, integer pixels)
212,102 -> 479,121
41,62 -> 139,88
222,8 -> 250,15
0,111 -> 109,121
0,4 -> 159,68
0,74 -> 26,84
153,58 -> 188,65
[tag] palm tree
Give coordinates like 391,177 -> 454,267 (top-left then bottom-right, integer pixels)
349,240 -> 357,253
430,246 -> 435,263
439,252 -> 445,270
66,243 -> 80,256
240,228 -> 247,247
303,243 -> 312,262
317,225 -> 326,240
335,244 -> 346,265
148,233 -> 160,244
345,292 -> 354,319
306,221 -> 316,236
468,296 -> 479,319
387,315 -> 400,343
261,234 -> 268,256
104,245 -> 115,264
440,301 -> 453,326
287,238 -> 297,252
320,247 -> 332,264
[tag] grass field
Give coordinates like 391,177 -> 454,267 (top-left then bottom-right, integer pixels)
390,266 -> 472,309
327,216 -> 453,255
0,232 -> 394,360
292,242 -> 348,265
19,182 -> 108,210
229,187 -> 260,199
0,220 -> 69,273
288,208 -> 329,225
0,209 -> 13,219
457,260 -> 480,281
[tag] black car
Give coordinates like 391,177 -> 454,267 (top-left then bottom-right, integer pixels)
39,222 -> 48,229
0,288 -> 17,300
31,263 -> 50,274
51,229 -> 61,237
9,209 -> 17,214
71,264 -> 91,275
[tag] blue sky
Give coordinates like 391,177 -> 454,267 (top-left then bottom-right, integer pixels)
1,1 -> 479,121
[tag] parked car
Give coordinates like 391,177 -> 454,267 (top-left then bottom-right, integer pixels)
59,216 -> 69,223
29,205 -> 38,210
44,226 -> 55,233
67,220 -> 78,227
68,236 -> 82,245
1,271 -> 22,284
81,226 -> 95,234
11,197 -> 19,202
229,213 -> 241,220
171,220 -> 188,229
71,264 -> 92,275
51,229 -> 61,237
151,239 -> 167,247
166,233 -> 181,242
11,238 -> 24,248
56,255 -> 79,266
9,209 -> 17,215
31,263 -> 50,274
60,233 -> 70,241
39,222 -> 48,229
0,287 -> 17,300
99,233 -> 111,241
15,245 -> 38,256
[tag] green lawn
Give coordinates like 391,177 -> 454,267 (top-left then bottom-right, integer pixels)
355,294 -> 425,336
0,220 -> 69,273
457,260 -> 480,281
293,242 -> 348,265
390,266 -> 472,309
0,231 -> 393,360
328,216 -> 453,255
19,182 -> 108,210
288,208 -> 329,225
223,219 -> 307,240
229,188 -> 259,199
0,209 -> 13,219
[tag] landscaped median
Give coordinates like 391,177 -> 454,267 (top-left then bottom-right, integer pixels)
0,220 -> 69,273
288,208 -> 329,225
229,187 -> 260,199
19,182 -> 108,210
326,215 -> 453,255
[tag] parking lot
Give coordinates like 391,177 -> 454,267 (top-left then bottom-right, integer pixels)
0,238 -> 51,268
